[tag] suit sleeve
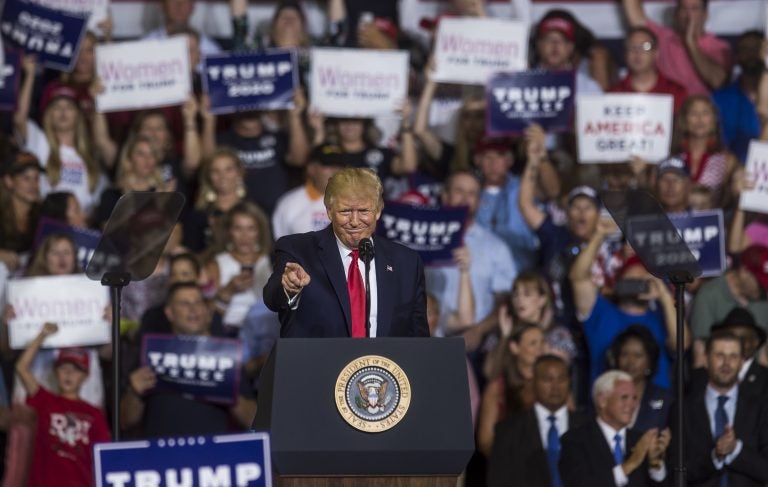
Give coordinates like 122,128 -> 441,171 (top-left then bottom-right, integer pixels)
408,254 -> 430,337
726,402 -> 768,483
263,237 -> 298,313
487,420 -> 515,487
559,430 -> 598,487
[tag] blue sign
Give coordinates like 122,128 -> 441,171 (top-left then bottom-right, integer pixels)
668,210 -> 725,278
34,217 -> 101,270
487,70 -> 575,135
0,49 -> 20,111
203,49 -> 297,114
141,335 -> 243,405
377,202 -> 468,266
93,432 -> 272,487
0,0 -> 87,71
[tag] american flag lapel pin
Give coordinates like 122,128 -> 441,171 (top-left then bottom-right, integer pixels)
386,265 -> 393,272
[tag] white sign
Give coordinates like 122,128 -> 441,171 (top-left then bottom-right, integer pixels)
8,274 -> 110,349
740,140 -> 768,214
32,0 -> 109,32
576,94 -> 673,163
309,47 -> 408,117
95,36 -> 191,113
432,17 -> 529,85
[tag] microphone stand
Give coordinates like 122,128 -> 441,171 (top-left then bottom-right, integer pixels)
359,239 -> 374,338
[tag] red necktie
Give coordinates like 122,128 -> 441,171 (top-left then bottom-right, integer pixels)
348,249 -> 366,337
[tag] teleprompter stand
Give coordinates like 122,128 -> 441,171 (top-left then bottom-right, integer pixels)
86,192 -> 185,440
603,189 -> 701,487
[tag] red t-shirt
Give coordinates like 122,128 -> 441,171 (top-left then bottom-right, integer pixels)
609,72 -> 688,113
26,387 -> 111,487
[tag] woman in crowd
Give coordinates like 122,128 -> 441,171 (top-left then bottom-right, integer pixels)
477,323 -> 545,456
0,151 -> 42,270
671,95 -> 738,203
608,325 -> 672,432
39,191 -> 87,229
15,57 -> 108,217
207,202 -> 272,329
2,234 -> 107,408
184,148 -> 247,252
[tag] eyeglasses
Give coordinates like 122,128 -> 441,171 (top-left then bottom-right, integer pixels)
626,42 -> 654,53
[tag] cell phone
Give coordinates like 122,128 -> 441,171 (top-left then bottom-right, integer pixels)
614,278 -> 650,298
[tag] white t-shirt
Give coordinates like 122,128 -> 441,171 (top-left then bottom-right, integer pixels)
25,121 -> 106,215
272,184 -> 331,239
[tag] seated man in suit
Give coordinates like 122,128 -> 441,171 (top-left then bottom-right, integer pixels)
670,330 -> 768,486
560,370 -> 669,486
488,355 -> 584,487
264,167 -> 429,338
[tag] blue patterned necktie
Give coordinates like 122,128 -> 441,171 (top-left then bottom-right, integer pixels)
613,433 -> 624,465
715,395 -> 729,487
546,415 -> 562,487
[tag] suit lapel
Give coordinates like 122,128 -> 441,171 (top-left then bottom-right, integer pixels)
373,236 -> 393,337
691,392 -> 714,446
588,420 -> 618,469
317,227 -> 352,335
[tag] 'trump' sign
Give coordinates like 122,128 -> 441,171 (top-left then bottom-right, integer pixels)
95,36 -> 191,112
94,432 -> 272,487
487,70 -> 575,135
0,0 -> 87,71
0,49 -> 20,110
740,140 -> 768,214
433,17 -> 528,85
31,0 -> 109,32
576,94 -> 673,163
377,202 -> 468,266
310,47 -> 409,117
668,210 -> 726,277
203,49 -> 297,114
7,274 -> 110,349
141,335 -> 243,405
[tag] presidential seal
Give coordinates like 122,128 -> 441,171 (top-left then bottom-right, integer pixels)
334,355 -> 411,433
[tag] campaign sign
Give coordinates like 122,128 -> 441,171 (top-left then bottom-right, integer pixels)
377,202 -> 467,266
668,210 -> 725,277
141,335 -> 243,405
576,94 -> 673,163
433,17 -> 528,85
7,274 -> 110,349
310,47 -> 409,117
94,432 -> 272,487
0,49 -> 20,110
487,70 -> 575,135
203,49 -> 297,114
32,0 -> 109,32
95,36 -> 191,112
740,140 -> 768,214
0,0 -> 87,71
33,217 -> 101,270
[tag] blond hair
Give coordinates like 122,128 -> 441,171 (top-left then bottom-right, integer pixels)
195,147 -> 245,209
116,135 -> 165,192
42,98 -> 100,191
324,167 -> 383,212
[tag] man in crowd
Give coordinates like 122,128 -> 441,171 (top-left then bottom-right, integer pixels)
264,168 -> 429,338
670,331 -> 768,485
272,144 -> 346,239
621,0 -> 731,94
655,157 -> 692,214
488,355 -> 585,487
120,283 -> 257,436
559,370 -> 669,486
144,0 -> 221,57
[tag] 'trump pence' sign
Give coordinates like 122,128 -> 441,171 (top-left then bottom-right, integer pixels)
95,36 -> 191,112
740,140 -> 768,214
94,432 -> 272,487
433,17 -> 528,85
7,274 -> 110,349
576,94 -> 673,163
310,47 -> 408,117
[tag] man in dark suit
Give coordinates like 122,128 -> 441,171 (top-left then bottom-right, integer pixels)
688,307 -> 768,399
559,370 -> 670,486
488,355 -> 585,487
263,167 -> 429,338
670,330 -> 768,486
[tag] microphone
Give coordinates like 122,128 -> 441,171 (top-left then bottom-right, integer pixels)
358,238 -> 374,337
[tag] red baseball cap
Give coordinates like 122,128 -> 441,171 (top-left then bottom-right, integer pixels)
538,16 -> 576,42
55,348 -> 90,373
475,138 -> 513,155
40,83 -> 79,113
741,245 -> 768,290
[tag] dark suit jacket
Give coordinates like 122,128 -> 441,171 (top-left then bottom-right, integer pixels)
488,409 -> 586,487
634,383 -> 673,433
688,361 -> 768,400
263,226 -> 429,338
559,419 -> 660,487
668,387 -> 768,486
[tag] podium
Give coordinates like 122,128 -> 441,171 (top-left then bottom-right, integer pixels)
253,338 -> 474,486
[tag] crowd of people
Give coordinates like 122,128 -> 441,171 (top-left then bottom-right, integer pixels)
0,0 -> 768,485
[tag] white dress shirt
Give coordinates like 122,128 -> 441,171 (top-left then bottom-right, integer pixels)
596,417 -> 666,486
705,384 -> 742,468
534,403 -> 569,448
336,237 -> 379,337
